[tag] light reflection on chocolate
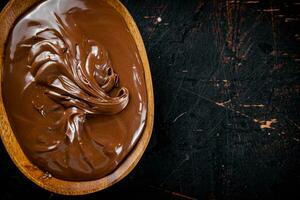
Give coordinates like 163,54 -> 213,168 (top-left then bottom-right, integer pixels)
3,0 -> 147,181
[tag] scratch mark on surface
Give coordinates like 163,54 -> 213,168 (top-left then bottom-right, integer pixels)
293,138 -> 300,142
144,16 -> 156,19
228,0 -> 241,3
240,104 -> 265,108
253,118 -> 277,129
149,28 -> 171,50
193,129 -> 203,132
245,1 -> 259,4
285,18 -> 300,23
223,79 -> 231,88
171,191 -> 198,200
273,106 -> 300,131
149,185 -> 198,200
172,112 -> 187,124
225,0 -> 235,52
160,154 -> 190,186
271,2 -> 278,67
261,8 -> 280,12
215,99 -> 232,107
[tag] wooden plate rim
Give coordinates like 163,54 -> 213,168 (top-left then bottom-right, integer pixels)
0,0 -> 154,195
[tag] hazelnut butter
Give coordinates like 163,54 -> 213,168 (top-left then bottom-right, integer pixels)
2,0 -> 147,181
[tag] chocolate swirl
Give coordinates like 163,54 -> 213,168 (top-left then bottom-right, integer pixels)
3,0 -> 147,180
22,15 -> 129,143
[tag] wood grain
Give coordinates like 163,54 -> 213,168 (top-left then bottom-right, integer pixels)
0,0 -> 154,195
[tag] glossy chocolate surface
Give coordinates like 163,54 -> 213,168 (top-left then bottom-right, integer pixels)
2,0 -> 147,181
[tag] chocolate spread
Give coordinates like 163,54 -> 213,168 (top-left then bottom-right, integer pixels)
2,0 -> 147,181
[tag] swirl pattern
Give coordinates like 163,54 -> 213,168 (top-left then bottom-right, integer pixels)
3,0 -> 147,180
22,15 -> 129,143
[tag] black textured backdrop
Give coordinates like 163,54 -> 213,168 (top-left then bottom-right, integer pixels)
1,0 -> 300,199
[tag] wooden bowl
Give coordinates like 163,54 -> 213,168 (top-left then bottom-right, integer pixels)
0,0 -> 154,195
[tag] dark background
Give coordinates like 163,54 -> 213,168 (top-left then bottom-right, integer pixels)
1,0 -> 300,199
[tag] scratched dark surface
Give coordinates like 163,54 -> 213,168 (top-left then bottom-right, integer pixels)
1,0 -> 300,199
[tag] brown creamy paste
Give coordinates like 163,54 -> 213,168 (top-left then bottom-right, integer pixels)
3,0 -> 147,181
